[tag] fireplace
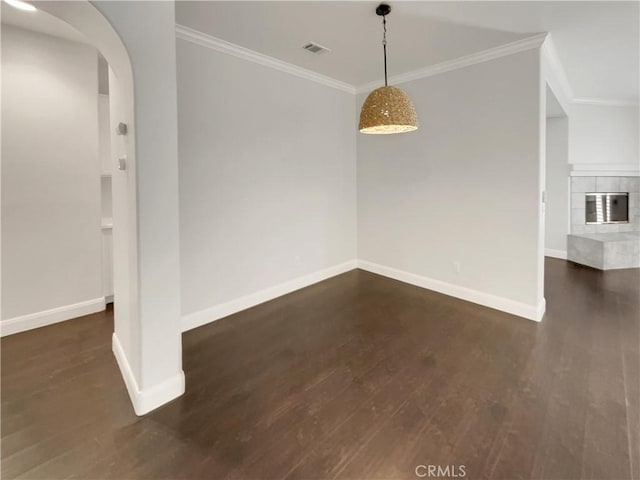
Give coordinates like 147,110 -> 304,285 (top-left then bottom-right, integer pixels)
570,175 -> 638,234
585,192 -> 629,224
568,175 -> 639,270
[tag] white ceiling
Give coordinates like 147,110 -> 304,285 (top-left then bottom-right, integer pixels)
1,2 -> 89,44
176,1 -> 640,103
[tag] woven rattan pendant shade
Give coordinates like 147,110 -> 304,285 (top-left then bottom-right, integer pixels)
359,4 -> 418,135
359,86 -> 418,134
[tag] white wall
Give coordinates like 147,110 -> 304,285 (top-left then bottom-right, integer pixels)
176,39 -> 357,320
357,49 -> 544,318
545,117 -> 570,254
1,25 -> 102,322
568,103 -> 639,166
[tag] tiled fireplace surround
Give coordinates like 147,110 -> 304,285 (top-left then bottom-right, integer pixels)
570,176 -> 640,233
568,176 -> 640,270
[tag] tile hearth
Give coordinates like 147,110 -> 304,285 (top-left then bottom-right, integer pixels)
568,231 -> 640,270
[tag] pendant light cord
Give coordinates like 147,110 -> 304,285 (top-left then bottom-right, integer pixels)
382,15 -> 388,86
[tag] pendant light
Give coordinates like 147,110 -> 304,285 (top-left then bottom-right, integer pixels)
359,4 -> 418,134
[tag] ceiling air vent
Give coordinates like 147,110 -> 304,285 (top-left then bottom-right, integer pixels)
303,42 -> 331,54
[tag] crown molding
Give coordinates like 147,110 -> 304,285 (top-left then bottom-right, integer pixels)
572,98 -> 639,108
175,25 -> 637,107
355,33 -> 548,94
570,163 -> 640,177
175,24 -> 356,95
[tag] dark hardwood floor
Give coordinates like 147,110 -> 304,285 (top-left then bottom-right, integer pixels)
2,259 -> 639,479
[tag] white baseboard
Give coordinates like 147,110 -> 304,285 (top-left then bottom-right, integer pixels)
182,260 -> 358,332
357,260 -> 545,322
1,298 -> 106,337
536,298 -> 546,321
112,333 -> 185,416
545,248 -> 567,260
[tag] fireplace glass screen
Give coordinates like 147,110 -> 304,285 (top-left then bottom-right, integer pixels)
585,193 -> 629,224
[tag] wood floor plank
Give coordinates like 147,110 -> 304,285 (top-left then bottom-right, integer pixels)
1,260 -> 638,479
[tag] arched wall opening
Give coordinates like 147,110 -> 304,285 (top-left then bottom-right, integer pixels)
27,0 -> 183,415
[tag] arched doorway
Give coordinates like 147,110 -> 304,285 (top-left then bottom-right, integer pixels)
21,0 -> 184,415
